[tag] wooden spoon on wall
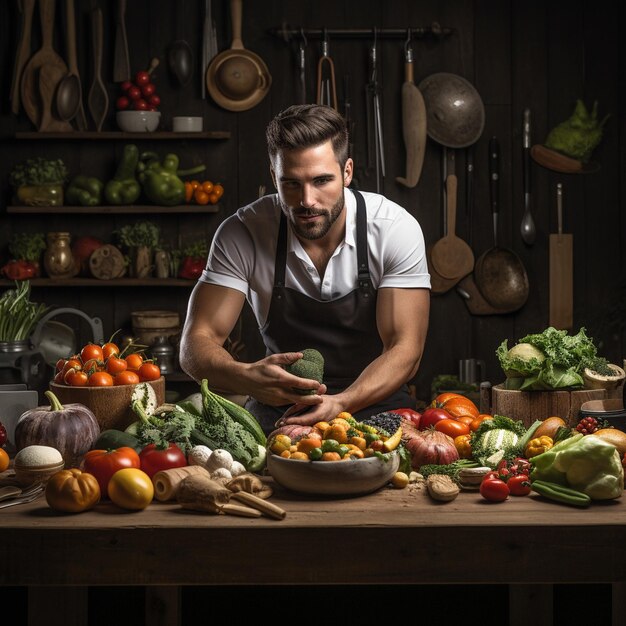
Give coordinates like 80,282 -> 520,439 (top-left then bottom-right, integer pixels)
429,175 -> 475,280
87,6 -> 108,132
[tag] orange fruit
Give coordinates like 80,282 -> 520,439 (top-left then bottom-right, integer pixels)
320,452 -> 341,462
296,437 -> 322,455
0,448 -> 9,473
324,425 -> 349,444
290,451 -> 309,461
329,417 -> 351,430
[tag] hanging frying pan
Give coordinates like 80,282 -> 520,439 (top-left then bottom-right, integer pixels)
206,0 -> 271,112
418,72 -> 485,149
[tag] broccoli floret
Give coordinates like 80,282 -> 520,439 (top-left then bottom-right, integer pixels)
285,348 -> 324,395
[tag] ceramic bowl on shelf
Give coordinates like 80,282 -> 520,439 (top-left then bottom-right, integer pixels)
266,451 -> 400,496
116,110 -> 161,132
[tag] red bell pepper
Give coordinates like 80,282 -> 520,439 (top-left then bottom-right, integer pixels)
1,259 -> 39,280
178,256 -> 205,280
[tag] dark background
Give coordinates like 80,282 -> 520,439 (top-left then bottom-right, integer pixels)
1,0 -> 624,404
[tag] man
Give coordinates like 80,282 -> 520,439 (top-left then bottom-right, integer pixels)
179,104 -> 430,434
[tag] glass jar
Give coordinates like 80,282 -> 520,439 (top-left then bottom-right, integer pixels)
14,183 -> 64,207
44,232 -> 78,278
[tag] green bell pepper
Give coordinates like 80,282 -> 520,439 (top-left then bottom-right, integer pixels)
104,144 -> 141,205
137,152 -> 205,206
66,175 -> 103,207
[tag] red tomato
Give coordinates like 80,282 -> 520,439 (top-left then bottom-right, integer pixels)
114,370 -> 140,386
83,447 -> 141,498
102,342 -> 120,360
121,80 -> 133,92
64,368 -> 89,387
55,358 -> 66,372
419,408 -> 452,430
141,82 -> 155,97
479,477 -> 510,502
106,356 -> 128,375
127,85 -> 141,100
435,418 -> 470,438
88,371 -> 114,387
81,343 -> 104,363
138,362 -> 161,382
507,474 -> 531,496
135,70 -> 150,86
62,358 -> 82,376
148,94 -> 161,107
125,353 -> 144,371
116,95 -> 130,110
139,443 -> 187,478
133,98 -> 148,111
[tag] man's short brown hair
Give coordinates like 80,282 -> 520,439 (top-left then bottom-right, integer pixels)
266,104 -> 349,167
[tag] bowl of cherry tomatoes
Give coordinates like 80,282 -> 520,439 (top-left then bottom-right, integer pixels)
50,341 -> 165,432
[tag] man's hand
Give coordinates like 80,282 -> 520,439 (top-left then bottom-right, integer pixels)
244,352 -> 326,408
274,394 -> 346,428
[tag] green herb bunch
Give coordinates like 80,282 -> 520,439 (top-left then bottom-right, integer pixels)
117,221 -> 160,248
9,158 -> 68,187
0,281 -> 49,341
8,233 -> 46,262
182,239 -> 209,259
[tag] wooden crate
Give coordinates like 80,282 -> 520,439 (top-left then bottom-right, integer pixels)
491,383 -> 623,428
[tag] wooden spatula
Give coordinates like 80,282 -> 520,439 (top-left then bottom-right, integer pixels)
549,183 -> 573,329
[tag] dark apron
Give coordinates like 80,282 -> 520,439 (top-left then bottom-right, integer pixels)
246,189 -> 414,434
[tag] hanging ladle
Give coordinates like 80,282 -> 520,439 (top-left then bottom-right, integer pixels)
55,0 -> 81,122
168,0 -> 194,87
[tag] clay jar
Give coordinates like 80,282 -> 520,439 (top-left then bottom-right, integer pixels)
44,232 -> 79,279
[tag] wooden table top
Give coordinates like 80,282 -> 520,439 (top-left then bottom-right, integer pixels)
1,481 -> 625,587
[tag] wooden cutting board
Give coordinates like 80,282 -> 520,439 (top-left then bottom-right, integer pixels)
549,182 -> 573,329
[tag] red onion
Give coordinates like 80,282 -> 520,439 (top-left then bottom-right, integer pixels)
401,418 -> 459,469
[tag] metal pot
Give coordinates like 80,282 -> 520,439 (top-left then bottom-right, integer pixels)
205,0 -> 271,111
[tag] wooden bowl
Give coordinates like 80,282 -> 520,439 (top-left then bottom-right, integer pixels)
49,377 -> 165,432
267,452 -> 400,496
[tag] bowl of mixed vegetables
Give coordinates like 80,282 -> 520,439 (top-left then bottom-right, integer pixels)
266,413 -> 403,496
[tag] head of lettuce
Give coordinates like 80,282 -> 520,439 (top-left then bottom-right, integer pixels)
497,326 -> 599,391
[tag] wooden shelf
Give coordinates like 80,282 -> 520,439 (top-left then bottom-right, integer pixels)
14,131 -> 230,140
0,278 -> 196,287
7,205 -> 220,214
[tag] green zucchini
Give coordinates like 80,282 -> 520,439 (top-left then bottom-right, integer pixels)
94,429 -> 143,453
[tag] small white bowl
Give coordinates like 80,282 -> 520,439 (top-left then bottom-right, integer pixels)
267,451 -> 400,496
116,110 -> 161,132
172,116 -> 203,132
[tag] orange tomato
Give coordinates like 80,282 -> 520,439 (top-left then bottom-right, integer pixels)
201,181 -> 214,194
101,342 -> 120,360
138,362 -> 161,382
208,192 -> 219,204
189,180 -> 200,190
320,451 -> 341,462
80,343 -> 104,363
125,353 -> 144,371
435,418 -> 470,439
433,393 -> 479,421
0,448 -> 10,472
470,414 -> 493,432
106,356 -> 128,375
324,424 -> 349,444
184,181 -> 194,203
456,415 -> 475,426
64,368 -> 89,386
88,371 -> 114,387
194,188 -> 210,205
212,183 -> 224,199
61,358 -> 82,376
114,370 -> 141,385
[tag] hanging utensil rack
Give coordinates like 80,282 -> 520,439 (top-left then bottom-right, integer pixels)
270,24 -> 454,42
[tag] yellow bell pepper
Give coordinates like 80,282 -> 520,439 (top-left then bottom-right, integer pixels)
454,434 -> 473,459
525,435 -> 554,459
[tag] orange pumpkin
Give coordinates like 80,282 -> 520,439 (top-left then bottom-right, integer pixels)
432,393 -> 480,420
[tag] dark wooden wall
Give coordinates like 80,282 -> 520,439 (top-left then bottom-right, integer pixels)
1,0 -> 624,403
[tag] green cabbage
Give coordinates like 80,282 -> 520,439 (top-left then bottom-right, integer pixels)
497,327 -> 599,391
530,434 -> 624,500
